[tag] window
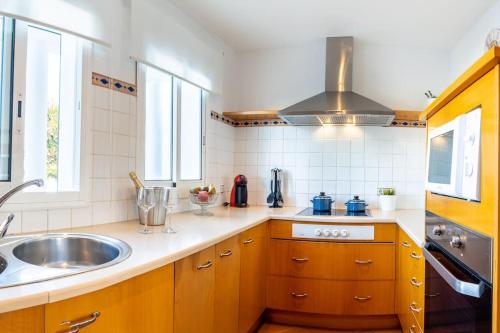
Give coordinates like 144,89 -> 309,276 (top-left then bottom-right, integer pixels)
141,63 -> 205,183
14,21 -> 83,192
0,16 -> 14,181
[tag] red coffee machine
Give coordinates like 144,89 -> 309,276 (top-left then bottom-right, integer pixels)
230,175 -> 248,207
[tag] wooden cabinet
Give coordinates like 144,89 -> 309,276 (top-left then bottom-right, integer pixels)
45,264 -> 174,333
267,276 -> 395,315
269,239 -> 395,280
397,228 -> 425,332
0,306 -> 44,333
238,223 -> 268,333
174,246 -> 216,333
214,236 -> 241,333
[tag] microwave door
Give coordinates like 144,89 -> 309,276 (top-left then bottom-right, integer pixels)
426,118 -> 461,197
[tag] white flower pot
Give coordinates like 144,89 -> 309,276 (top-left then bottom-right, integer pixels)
379,195 -> 396,211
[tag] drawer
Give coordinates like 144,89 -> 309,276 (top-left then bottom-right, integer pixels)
267,276 -> 395,315
408,312 -> 423,333
269,220 -> 396,243
409,276 -> 424,327
269,239 -> 395,280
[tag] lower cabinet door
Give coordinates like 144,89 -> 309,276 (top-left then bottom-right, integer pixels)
45,264 -> 174,333
214,236 -> 241,333
267,276 -> 395,315
174,246 -> 216,333
0,306 -> 44,333
239,223 -> 267,333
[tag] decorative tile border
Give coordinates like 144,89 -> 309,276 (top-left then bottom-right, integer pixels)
211,111 -> 425,128
92,72 -> 137,96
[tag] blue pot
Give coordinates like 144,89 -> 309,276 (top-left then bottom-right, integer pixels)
311,192 -> 334,211
345,195 -> 368,212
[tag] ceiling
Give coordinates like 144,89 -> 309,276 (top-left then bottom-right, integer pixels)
170,0 -> 496,52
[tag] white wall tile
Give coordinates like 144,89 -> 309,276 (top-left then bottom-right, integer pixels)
48,209 -> 71,230
22,210 -> 47,233
71,207 -> 92,228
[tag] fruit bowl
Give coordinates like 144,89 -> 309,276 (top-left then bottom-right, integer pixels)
189,193 -> 219,216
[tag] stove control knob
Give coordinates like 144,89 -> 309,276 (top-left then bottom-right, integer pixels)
432,225 -> 445,236
450,235 -> 465,248
332,229 -> 340,238
323,229 -> 332,237
314,229 -> 323,237
340,229 -> 349,238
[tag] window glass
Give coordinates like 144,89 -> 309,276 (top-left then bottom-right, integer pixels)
144,66 -> 173,181
179,80 -> 202,180
23,25 -> 82,191
0,17 -> 13,181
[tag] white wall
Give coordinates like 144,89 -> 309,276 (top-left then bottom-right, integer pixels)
449,0 -> 500,81
234,39 -> 449,112
234,126 -> 426,210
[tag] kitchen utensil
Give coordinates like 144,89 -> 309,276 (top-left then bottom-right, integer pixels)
137,187 -> 169,226
161,185 -> 176,233
269,168 -> 284,208
310,192 -> 334,211
345,195 -> 368,212
137,187 -> 156,234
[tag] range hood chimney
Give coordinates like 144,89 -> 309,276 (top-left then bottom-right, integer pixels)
278,37 -> 395,126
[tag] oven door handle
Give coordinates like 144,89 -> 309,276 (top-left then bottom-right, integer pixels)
423,247 -> 485,298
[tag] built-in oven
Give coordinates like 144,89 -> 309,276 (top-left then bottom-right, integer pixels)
424,211 -> 492,332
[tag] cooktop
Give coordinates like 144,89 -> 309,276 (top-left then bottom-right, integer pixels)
297,208 -> 371,217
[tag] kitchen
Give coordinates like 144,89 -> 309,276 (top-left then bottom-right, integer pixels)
0,0 -> 498,332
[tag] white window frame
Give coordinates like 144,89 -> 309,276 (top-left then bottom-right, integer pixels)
0,20 -> 91,211
136,62 -> 207,190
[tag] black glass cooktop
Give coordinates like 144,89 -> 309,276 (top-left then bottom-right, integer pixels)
297,208 -> 371,217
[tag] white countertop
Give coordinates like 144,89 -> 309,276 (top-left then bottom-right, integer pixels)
0,206 -> 425,313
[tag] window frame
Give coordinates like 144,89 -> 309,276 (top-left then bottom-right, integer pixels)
136,62 -> 206,188
0,19 -> 91,210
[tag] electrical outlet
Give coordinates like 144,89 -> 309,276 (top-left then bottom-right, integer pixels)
219,184 -> 225,193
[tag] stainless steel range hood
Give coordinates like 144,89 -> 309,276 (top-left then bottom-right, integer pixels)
279,37 -> 395,126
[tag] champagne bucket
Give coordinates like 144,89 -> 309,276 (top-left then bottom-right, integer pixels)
137,187 -> 170,226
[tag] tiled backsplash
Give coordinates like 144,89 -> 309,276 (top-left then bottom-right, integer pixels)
233,126 -> 426,209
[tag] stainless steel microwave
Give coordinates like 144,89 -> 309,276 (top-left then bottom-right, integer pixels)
425,107 -> 481,201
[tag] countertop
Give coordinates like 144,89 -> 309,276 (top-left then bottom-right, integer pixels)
0,206 -> 425,313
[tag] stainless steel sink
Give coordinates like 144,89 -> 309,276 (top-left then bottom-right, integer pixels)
0,234 -> 131,288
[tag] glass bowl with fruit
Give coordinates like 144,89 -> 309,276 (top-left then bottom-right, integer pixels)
189,185 -> 218,216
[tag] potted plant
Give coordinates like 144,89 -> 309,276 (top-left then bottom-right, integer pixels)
378,187 -> 396,211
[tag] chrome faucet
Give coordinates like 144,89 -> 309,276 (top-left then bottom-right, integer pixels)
0,179 -> 44,238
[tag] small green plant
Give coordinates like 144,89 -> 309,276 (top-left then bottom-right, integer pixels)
378,187 -> 395,196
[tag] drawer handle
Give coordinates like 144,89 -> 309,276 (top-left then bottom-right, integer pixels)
196,260 -> 213,270
410,277 -> 422,287
410,302 -> 422,313
353,296 -> 372,302
409,325 -> 417,333
402,241 -> 411,248
291,257 -> 309,262
355,259 -> 373,265
410,251 -> 422,260
291,292 -> 308,298
60,311 -> 100,333
243,238 -> 254,244
219,250 -> 233,257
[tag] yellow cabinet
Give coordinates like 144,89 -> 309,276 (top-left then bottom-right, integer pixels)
0,306 -> 44,333
215,236 -> 241,333
397,228 -> 424,332
239,223 -> 268,333
45,264 -> 174,333
174,246 -> 216,333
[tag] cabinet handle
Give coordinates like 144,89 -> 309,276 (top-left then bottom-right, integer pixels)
410,277 -> 422,287
355,259 -> 373,264
242,238 -> 254,244
219,250 -> 233,257
409,302 -> 422,313
353,296 -> 372,302
402,241 -> 411,248
291,292 -> 308,298
409,325 -> 417,333
60,311 -> 100,333
410,251 -> 422,260
196,260 -> 213,270
291,257 -> 309,262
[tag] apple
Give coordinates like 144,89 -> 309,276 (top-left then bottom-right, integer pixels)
197,191 -> 209,202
